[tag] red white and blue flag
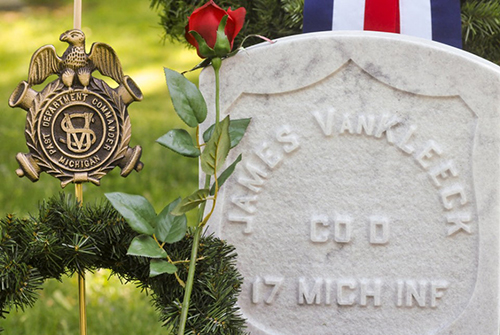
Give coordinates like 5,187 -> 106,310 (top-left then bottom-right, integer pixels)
303,0 -> 462,48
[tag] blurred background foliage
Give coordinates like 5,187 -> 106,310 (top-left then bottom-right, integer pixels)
6,270 -> 167,334
2,0 -> 500,333
461,0 -> 500,63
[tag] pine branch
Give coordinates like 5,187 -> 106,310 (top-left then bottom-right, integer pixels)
462,0 -> 500,41
462,0 -> 500,63
0,195 -> 246,334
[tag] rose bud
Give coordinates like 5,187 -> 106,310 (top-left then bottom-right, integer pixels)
185,0 -> 246,59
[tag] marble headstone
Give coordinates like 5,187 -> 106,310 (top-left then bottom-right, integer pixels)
199,31 -> 500,335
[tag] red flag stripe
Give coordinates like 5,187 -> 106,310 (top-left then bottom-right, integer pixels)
364,0 -> 400,33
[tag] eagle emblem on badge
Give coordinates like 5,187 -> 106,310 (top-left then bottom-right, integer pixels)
9,29 -> 143,187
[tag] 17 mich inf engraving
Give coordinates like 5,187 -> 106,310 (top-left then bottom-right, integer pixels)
9,29 -> 143,187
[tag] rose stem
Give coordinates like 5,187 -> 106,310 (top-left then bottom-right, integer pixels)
177,57 -> 222,335
212,57 -> 222,126
177,177 -> 210,335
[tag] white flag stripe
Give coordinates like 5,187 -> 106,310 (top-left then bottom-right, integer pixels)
400,0 -> 432,39
332,0 -> 366,31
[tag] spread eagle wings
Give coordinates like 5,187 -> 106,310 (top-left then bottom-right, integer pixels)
88,42 -> 124,84
28,45 -> 63,86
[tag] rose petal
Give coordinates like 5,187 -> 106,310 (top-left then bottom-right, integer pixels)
187,0 -> 227,48
226,7 -> 246,46
224,15 -> 236,48
185,24 -> 198,48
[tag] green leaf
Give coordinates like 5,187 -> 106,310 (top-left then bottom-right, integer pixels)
182,58 -> 212,74
105,193 -> 155,235
157,129 -> 200,157
155,198 -> 187,244
214,16 -> 231,57
210,154 -> 242,195
164,67 -> 207,127
203,118 -> 251,148
150,259 -> 177,277
171,189 -> 210,215
127,235 -> 167,258
201,116 -> 231,175
188,30 -> 216,58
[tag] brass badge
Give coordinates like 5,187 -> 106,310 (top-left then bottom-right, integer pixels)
9,29 -> 143,187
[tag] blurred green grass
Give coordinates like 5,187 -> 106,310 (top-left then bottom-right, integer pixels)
6,270 -> 170,334
1,0 -> 201,333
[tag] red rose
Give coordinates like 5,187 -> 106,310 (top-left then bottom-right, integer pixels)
185,0 -> 246,58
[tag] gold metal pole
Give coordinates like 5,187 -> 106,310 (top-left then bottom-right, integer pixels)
78,274 -> 87,335
75,183 -> 83,204
74,0 -> 82,30
75,183 -> 87,335
74,0 -> 85,332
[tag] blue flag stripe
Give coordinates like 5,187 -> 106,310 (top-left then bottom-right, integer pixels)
303,0 -> 334,33
431,0 -> 462,48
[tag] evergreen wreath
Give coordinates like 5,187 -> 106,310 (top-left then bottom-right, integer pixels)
0,194 -> 246,334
